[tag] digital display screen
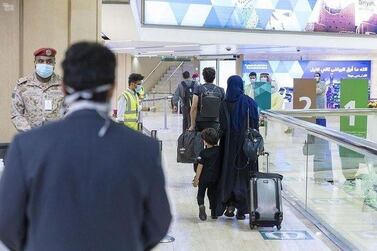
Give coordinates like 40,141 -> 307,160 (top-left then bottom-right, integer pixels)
144,0 -> 377,35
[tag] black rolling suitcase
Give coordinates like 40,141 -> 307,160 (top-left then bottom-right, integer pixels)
249,153 -> 283,230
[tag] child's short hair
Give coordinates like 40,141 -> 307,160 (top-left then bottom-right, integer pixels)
201,128 -> 218,146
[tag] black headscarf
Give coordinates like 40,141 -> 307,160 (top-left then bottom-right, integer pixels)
225,75 -> 258,132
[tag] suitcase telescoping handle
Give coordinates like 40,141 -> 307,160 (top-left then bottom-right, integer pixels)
260,151 -> 269,173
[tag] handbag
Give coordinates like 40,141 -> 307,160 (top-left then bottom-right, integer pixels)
243,107 -> 264,162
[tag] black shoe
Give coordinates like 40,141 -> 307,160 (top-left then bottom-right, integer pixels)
236,213 -> 246,220
199,205 -> 207,221
211,211 -> 218,219
224,206 -> 235,218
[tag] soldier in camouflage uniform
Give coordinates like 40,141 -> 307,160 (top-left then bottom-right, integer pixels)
11,48 -> 65,132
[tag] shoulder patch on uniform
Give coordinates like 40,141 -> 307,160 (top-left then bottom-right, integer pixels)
16,77 -> 28,86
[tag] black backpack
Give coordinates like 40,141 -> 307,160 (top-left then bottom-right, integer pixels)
200,84 -> 222,119
181,81 -> 195,108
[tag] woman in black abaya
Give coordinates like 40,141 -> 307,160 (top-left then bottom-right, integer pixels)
216,75 -> 259,220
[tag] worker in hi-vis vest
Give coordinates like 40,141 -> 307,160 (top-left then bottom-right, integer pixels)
117,73 -> 144,130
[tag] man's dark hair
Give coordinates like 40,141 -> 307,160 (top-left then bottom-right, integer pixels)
202,67 -> 216,83
62,42 -> 116,102
201,128 -> 218,146
249,72 -> 257,77
128,73 -> 144,84
182,71 -> 190,79
315,72 -> 321,77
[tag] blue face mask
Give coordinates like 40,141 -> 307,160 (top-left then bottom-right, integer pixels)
136,85 -> 142,93
36,64 -> 54,78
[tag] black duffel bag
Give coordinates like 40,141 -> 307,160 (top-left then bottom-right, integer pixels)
177,131 -> 203,163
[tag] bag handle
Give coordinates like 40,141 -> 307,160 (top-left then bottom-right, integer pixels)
247,106 -> 250,130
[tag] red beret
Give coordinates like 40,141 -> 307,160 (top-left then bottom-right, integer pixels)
192,73 -> 199,78
34,48 -> 56,57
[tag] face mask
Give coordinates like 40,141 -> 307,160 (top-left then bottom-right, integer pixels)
136,85 -> 142,93
315,77 -> 320,82
36,64 -> 54,78
250,78 -> 256,83
260,77 -> 268,82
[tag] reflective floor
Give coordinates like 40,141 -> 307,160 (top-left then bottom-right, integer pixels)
142,112 -> 339,251
263,118 -> 377,251
0,112 -> 344,251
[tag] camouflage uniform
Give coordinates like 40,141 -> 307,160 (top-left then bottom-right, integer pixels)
11,72 -> 65,132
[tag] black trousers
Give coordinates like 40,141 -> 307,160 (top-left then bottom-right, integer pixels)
182,108 -> 191,133
197,182 -> 217,210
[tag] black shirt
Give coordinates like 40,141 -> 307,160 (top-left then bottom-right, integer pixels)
197,146 -> 221,183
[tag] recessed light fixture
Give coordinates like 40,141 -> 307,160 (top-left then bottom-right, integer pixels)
165,44 -> 198,48
123,47 -> 136,50
135,54 -> 158,58
145,50 -> 174,54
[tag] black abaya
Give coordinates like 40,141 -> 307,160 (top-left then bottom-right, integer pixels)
216,100 -> 259,216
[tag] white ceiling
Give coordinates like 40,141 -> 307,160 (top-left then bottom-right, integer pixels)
105,40 -> 377,58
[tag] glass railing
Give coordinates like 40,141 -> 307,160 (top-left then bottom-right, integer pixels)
261,109 -> 377,251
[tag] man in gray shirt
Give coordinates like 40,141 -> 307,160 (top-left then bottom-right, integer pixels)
173,71 -> 198,132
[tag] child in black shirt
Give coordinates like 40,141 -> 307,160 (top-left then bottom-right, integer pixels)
193,128 -> 221,221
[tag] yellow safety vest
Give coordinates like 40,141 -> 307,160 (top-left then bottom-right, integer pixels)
122,90 -> 139,130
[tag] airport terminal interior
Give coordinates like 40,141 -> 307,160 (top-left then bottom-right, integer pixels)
2,0 -> 377,250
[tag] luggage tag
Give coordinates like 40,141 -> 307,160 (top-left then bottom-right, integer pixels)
44,99 -> 53,111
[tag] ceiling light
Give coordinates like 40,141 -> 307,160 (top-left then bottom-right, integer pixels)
144,50 -> 174,54
122,47 -> 136,50
135,54 -> 158,58
164,44 -> 198,48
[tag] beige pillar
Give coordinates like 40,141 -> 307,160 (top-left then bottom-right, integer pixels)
0,0 -> 20,142
23,0 -> 101,75
70,0 -> 102,43
0,0 -> 101,142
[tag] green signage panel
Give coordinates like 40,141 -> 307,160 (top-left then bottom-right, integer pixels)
254,82 -> 271,111
339,79 -> 368,170
340,79 -> 368,138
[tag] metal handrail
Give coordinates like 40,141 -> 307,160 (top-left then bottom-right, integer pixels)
149,91 -> 173,95
143,61 -> 163,85
165,61 -> 184,82
166,61 -> 184,93
274,108 -> 377,117
141,96 -> 172,102
261,110 -> 377,157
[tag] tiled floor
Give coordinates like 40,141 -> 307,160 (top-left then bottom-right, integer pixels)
141,111 -> 340,251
